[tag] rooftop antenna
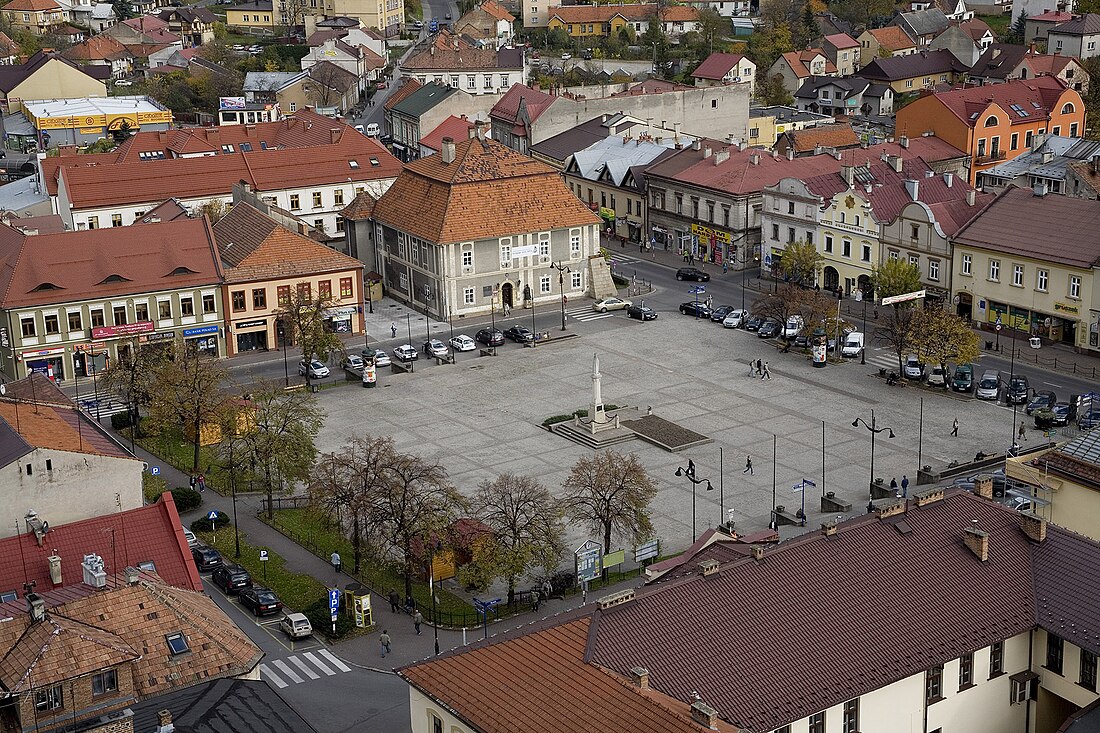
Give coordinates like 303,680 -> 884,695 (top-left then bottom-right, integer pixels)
17,520 -> 29,595
29,373 -> 37,414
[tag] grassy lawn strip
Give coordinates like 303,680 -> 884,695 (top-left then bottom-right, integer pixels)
262,508 -> 476,619
135,431 -> 233,495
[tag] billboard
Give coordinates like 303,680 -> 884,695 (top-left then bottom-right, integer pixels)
219,97 -> 247,110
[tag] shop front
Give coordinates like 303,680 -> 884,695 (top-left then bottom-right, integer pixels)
233,319 -> 269,354
987,300 -> 1078,346
19,346 -> 66,381
183,325 -> 220,356
615,216 -> 641,243
691,224 -> 731,266
324,306 -> 357,334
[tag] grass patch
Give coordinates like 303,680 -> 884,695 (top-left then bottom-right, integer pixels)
262,507 -> 478,623
135,430 -> 232,495
978,13 -> 1010,38
542,404 -> 621,427
405,0 -> 423,20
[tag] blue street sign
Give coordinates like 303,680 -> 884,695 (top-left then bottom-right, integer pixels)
764,254 -> 773,267
150,466 -> 160,476
688,286 -> 706,294
329,588 -> 340,610
206,511 -> 219,521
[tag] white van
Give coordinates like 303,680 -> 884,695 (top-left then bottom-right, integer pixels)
365,122 -> 380,137
782,315 -> 804,339
841,332 -> 864,358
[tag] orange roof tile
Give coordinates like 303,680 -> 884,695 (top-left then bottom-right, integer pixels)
786,123 -> 860,153
2,0 -> 61,12
868,25 -> 916,51
480,0 -> 515,21
373,137 -> 599,244
420,114 -> 475,152
341,190 -> 377,220
63,34 -> 132,62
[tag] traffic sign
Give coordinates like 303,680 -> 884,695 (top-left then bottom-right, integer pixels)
259,550 -> 268,562
150,466 -> 160,476
688,285 -> 706,294
207,511 -> 219,521
328,588 -> 340,610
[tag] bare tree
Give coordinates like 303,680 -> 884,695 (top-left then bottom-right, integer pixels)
752,283 -> 805,327
278,284 -> 345,385
100,337 -> 169,435
304,61 -> 351,111
562,450 -> 657,556
875,305 -> 916,375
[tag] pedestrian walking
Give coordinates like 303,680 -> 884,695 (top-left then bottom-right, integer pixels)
389,590 -> 400,613
901,475 -> 909,497
413,609 -> 423,635
542,578 -> 552,599
331,551 -> 341,574
197,474 -> 206,492
747,358 -> 755,376
390,322 -> 397,338
722,261 -> 728,274
761,362 -> 771,380
1019,421 -> 1027,441
189,474 -> 196,491
756,359 -> 763,376
744,456 -> 754,475
951,418 -> 959,437
532,589 -> 540,612
379,630 -> 391,657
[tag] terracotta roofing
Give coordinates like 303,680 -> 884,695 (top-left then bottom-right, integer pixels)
959,17 -> 993,40
383,76 -> 421,111
404,29 -> 520,71
858,48 -> 967,82
866,25 -> 916,51
776,49 -> 837,78
421,114 -> 476,152
373,136 -> 599,244
1050,12 -> 1100,35
691,52 -> 749,80
645,136 -> 966,195
213,202 -> 363,283
2,0 -> 60,11
401,618 -> 719,733
953,185 -> 1100,267
122,14 -> 170,32
63,34 -> 132,62
0,217 -> 221,308
0,213 -> 65,234
489,83 -> 557,125
0,492 -> 201,596
135,197 -> 190,224
57,134 -> 400,210
0,399 -> 131,459
1068,160 -> 1100,196
823,31 -> 859,48
340,190 -> 377,220
0,372 -> 70,405
1026,52 -> 1080,75
1029,9 -> 1073,22
910,75 -> 1074,129
0,32 -> 18,56
478,0 -> 514,21
785,122 -> 860,153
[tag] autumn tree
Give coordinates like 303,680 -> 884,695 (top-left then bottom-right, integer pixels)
562,450 -> 657,556
875,304 -> 917,374
200,199 -> 230,224
144,342 -> 229,473
909,307 -> 979,388
781,238 -> 824,286
278,284 -> 345,384
694,7 -> 726,55
465,473 -> 565,605
870,257 -> 923,302
758,72 -> 794,105
752,283 -> 805,327
746,10 -> 793,72
101,338 -> 169,435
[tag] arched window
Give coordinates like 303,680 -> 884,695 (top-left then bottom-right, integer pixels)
984,116 -> 999,127
1062,102 -> 1075,115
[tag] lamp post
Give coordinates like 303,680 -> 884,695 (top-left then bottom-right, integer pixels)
406,313 -> 414,373
674,459 -> 713,539
550,262 -> 570,331
860,295 -> 868,365
279,320 -> 289,387
428,537 -> 441,656
852,409 -> 895,512
230,445 -> 241,559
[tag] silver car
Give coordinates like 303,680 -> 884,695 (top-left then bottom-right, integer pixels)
363,348 -> 391,367
424,339 -> 448,357
722,309 -> 747,328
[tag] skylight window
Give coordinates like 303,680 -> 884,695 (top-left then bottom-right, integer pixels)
349,160 -> 359,168
165,632 -> 189,655
221,144 -> 235,153
240,142 -> 253,152
369,157 -> 379,167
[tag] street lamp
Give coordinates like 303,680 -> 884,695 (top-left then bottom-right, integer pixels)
852,409 -> 895,512
278,320 -> 289,387
674,459 -> 713,539
550,262 -> 570,331
860,295 -> 868,365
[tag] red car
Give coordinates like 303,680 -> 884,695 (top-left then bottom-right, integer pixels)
376,81 -> 387,90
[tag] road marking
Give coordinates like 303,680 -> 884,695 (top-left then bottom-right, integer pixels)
290,655 -> 321,679
259,664 -> 288,688
319,649 -> 352,672
304,651 -> 336,676
273,659 -> 304,684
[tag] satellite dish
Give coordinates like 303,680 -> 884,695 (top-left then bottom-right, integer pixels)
1,384 -> 7,395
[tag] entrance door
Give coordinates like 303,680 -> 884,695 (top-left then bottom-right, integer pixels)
823,266 -> 839,292
501,282 -> 514,308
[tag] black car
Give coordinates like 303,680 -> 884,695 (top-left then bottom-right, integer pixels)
1006,375 -> 1030,405
503,325 -> 534,343
238,586 -> 283,617
709,305 -> 735,323
190,545 -> 223,572
1026,390 -> 1056,415
626,304 -> 657,321
1050,402 -> 1074,426
211,564 -> 252,595
757,319 -> 782,338
678,301 -> 712,318
744,315 -> 765,332
675,267 -> 710,282
475,328 -> 505,346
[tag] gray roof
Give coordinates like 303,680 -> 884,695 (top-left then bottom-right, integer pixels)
0,174 -> 49,215
0,414 -> 32,469
865,82 -> 892,98
497,46 -> 523,68
130,679 -> 319,733
568,134 -> 696,186
858,48 -> 967,81
969,44 -> 1031,80
793,76 -> 870,99
750,105 -> 832,123
894,7 -> 951,37
1050,12 -> 1100,36
392,82 -> 458,118
978,135 -> 1084,181
90,3 -> 115,19
243,71 -> 302,92
529,114 -> 641,164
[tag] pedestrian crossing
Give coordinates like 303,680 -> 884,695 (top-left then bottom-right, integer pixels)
608,253 -> 637,265
566,305 -> 618,323
78,398 -> 129,419
259,648 -> 352,688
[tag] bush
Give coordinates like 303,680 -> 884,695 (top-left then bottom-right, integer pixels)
171,487 -> 203,513
190,511 -> 229,532
302,597 -> 359,640
143,473 -> 168,503
111,411 -> 133,430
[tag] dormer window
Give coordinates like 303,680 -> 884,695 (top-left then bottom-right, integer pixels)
98,274 -> 130,284
168,266 -> 197,276
31,282 -> 60,291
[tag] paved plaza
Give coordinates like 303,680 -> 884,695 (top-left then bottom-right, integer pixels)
314,313 -> 1023,553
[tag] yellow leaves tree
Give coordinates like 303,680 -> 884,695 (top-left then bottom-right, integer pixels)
909,307 -> 979,389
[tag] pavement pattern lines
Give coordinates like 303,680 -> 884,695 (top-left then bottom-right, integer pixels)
260,649 -> 352,688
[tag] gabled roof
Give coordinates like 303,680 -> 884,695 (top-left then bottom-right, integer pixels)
63,34 -> 132,62
858,48 -> 967,81
129,680 -> 319,733
959,17 -> 993,40
953,184 -> 1100,267
158,5 -> 216,23
782,122 -> 860,153
373,136 -> 599,244
341,190 -> 377,220
213,202 -> 363,283
135,197 -> 190,224
420,114 -> 476,152
691,52 -> 749,80
793,75 -> 871,100
1025,52 -> 1080,75
403,29 -> 519,71
391,81 -> 458,117
568,134 -> 694,186
1029,9 -> 1073,22
529,114 -> 644,164
865,25 -> 916,51
306,59 -> 357,93
969,44 -> 1032,80
0,492 -> 201,595
822,31 -> 859,48
1068,159 -> 1100,196
775,48 -> 837,78
0,52 -> 103,93
894,7 -> 951,36
1,0 -> 61,12
478,0 -> 514,21
489,83 -> 557,126
1049,13 -> 1100,36
913,75 -> 1073,128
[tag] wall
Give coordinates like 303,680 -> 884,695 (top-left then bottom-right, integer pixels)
1033,630 -> 1100,717
225,7 -> 273,27
8,60 -> 107,114
0,447 -> 143,539
408,686 -> 471,733
19,662 -> 137,732
880,198 -> 959,298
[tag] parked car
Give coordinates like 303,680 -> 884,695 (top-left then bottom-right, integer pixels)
423,339 -> 448,357
951,364 -> 974,393
211,564 -> 253,595
393,344 -> 419,362
342,354 -> 364,370
113,79 -> 133,86
503,325 -> 534,343
413,19 -> 423,27
710,305 -> 735,323
354,124 -> 365,134
1003,495 -> 1033,512
475,328 -> 505,346
280,612 -> 313,639
190,545 -> 223,572
722,309 -> 747,328
238,586 -> 283,617
449,334 -> 476,351
363,348 -> 391,367
744,315 -> 765,332
593,296 -> 631,312
582,49 -> 593,60
757,319 -> 782,338
678,301 -> 711,318
182,527 -> 198,547
626,304 -> 657,321
782,315 -> 804,340
975,370 -> 1001,400
675,267 -> 710,282
951,469 -> 1022,498
365,123 -> 380,136
926,366 -> 947,387
1050,402 -> 1074,426
376,81 -> 387,90
1026,390 -> 1057,415
1006,374 -> 1030,405
298,359 -> 330,379
902,355 -> 925,380
840,332 -> 864,358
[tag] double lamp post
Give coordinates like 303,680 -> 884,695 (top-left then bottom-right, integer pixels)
852,409 -> 895,513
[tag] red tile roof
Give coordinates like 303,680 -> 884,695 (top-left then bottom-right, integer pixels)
420,114 -> 476,152
1029,9 -> 1073,21
0,492 -> 201,596
63,34 -> 132,62
867,25 -> 916,51
824,31 -> 859,48
785,122 -> 860,153
959,17 -> 993,40
776,48 -> 837,78
0,217 -> 222,308
489,83 -> 556,126
1026,52 -> 1079,75
479,0 -> 514,21
906,75 -> 1073,129
2,0 -> 61,11
691,52 -> 748,80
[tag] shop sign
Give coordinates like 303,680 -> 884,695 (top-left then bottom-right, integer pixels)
183,325 -> 220,337
91,321 -> 155,340
691,223 -> 731,245
0,327 -> 7,348
17,346 -> 65,361
236,319 -> 267,330
146,331 -> 175,341
1055,302 -> 1080,316
512,244 -> 537,258
323,306 -> 356,319
599,207 -> 615,220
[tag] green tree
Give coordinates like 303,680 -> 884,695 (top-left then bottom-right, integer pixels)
562,450 -> 657,556
618,24 -> 636,44
111,0 -> 134,19
279,285 -> 344,385
1005,13 -> 1028,44
547,27 -> 570,49
909,307 -> 979,389
101,338 -> 169,436
780,239 -> 823,286
875,305 -> 917,374
758,72 -> 794,105
746,23 -> 793,81
870,257 -> 922,301
144,343 -> 229,473
694,7 -> 726,55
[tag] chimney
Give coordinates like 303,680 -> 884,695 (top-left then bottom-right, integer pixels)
158,130 -> 168,143
125,566 -> 140,585
441,136 -> 456,164
821,521 -> 838,536
1042,150 -> 1054,164
26,593 -> 45,623
967,188 -> 977,206
974,474 -> 994,499
245,124 -> 256,137
749,153 -> 760,166
630,667 -> 650,690
889,155 -> 903,172
1092,154 -> 1100,174
841,165 -> 854,185
598,589 -> 635,609
750,545 -> 764,561
739,141 -> 748,152
899,135 -> 909,148
698,558 -> 720,577
914,487 -> 944,507
703,145 -> 712,158
692,139 -> 701,151
905,179 -> 920,200
875,499 -> 907,518
297,222 -> 308,235
48,555 -> 61,585
964,526 -> 989,561
1033,180 -> 1048,197
944,171 -> 954,187
833,150 -> 842,161
475,120 -> 487,141
714,150 -> 730,165
330,128 -> 342,144
82,553 -> 106,588
1019,511 -> 1047,542
157,709 -> 175,733
787,149 -> 794,161
690,701 -> 719,730
814,144 -> 823,155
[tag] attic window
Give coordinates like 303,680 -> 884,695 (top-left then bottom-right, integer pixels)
369,157 -> 379,167
165,632 -> 190,655
168,267 -> 197,276
138,151 -> 165,161
99,274 -> 130,284
240,142 -> 253,152
260,141 -> 268,150
138,560 -> 155,571
221,144 -> 235,153
349,159 -> 359,168
31,282 -> 61,291
0,590 -> 16,603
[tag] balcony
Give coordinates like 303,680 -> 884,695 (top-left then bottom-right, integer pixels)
975,150 -> 1007,165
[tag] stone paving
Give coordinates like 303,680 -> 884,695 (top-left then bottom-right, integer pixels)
314,312 -> 1020,553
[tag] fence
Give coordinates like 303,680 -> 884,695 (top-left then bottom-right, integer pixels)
259,496 -> 311,514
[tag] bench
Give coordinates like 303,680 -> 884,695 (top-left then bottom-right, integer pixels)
283,384 -> 306,393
